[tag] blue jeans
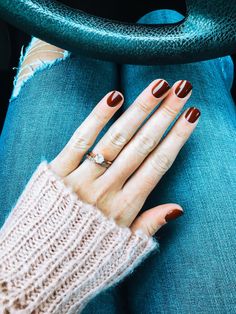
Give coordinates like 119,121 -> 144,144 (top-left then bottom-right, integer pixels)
0,9 -> 236,314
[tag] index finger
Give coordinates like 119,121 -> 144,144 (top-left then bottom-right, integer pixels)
50,90 -> 124,176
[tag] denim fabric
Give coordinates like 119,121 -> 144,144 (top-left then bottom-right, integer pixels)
0,9 -> 236,314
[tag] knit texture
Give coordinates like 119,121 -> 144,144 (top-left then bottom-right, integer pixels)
0,161 -> 159,313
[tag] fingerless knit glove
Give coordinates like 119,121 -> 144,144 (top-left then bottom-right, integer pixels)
0,161 -> 158,313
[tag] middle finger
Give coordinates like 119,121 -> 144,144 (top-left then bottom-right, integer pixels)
99,80 -> 193,187
73,79 -> 171,180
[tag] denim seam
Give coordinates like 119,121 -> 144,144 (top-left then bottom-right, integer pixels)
10,37 -> 71,102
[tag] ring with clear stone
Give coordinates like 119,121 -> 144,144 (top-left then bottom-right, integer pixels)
86,151 -> 112,168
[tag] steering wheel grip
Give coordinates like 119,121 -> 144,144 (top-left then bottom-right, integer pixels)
0,0 -> 236,65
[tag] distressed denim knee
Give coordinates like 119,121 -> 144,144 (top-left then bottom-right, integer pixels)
11,37 -> 71,101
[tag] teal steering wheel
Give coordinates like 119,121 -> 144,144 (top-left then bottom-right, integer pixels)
0,0 -> 236,64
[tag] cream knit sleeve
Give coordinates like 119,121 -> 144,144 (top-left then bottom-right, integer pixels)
0,161 -> 159,314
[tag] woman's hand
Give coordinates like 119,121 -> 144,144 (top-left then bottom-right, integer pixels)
50,79 -> 200,237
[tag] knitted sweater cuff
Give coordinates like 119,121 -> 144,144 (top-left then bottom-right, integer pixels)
0,161 -> 159,313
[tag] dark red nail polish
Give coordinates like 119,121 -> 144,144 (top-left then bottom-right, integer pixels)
152,80 -> 170,98
165,209 -> 184,222
107,91 -> 123,107
185,107 -> 201,123
175,80 -> 193,98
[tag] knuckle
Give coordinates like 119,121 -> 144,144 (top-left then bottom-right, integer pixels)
91,110 -> 106,125
113,197 -> 136,225
135,134 -> 156,156
175,127 -> 189,142
135,98 -> 151,114
161,105 -> 178,118
134,210 -> 158,236
146,222 -> 157,236
112,207 -> 126,224
151,151 -> 173,174
108,128 -> 127,149
84,184 -> 109,208
142,175 -> 156,192
70,130 -> 92,150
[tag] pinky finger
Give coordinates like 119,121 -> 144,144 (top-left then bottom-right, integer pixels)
130,204 -> 184,236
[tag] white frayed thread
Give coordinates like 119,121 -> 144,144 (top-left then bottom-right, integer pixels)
10,37 -> 71,102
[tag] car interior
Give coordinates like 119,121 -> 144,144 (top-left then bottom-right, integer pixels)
1,0 -> 235,133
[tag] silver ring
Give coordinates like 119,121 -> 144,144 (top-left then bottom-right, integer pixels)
86,151 -> 112,169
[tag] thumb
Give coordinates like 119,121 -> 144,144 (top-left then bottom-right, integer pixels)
130,203 -> 184,236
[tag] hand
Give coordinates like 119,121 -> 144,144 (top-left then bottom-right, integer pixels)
49,79 -> 200,237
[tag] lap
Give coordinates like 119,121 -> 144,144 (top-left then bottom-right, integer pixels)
0,9 -> 235,314
121,60 -> 236,313
120,10 -> 236,314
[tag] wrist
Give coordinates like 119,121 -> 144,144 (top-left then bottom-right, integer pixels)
0,161 -> 158,313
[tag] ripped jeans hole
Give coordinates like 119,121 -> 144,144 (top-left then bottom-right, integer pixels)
11,37 -> 71,101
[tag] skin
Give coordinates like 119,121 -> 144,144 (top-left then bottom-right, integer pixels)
19,40 -> 201,237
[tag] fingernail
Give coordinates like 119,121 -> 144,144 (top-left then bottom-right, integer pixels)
175,80 -> 192,98
165,209 -> 184,222
107,91 -> 123,107
185,107 -> 201,123
152,80 -> 170,98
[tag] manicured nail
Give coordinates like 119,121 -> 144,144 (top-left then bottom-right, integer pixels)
175,80 -> 192,98
107,91 -> 123,107
165,209 -> 184,222
185,107 -> 201,123
152,80 -> 170,98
